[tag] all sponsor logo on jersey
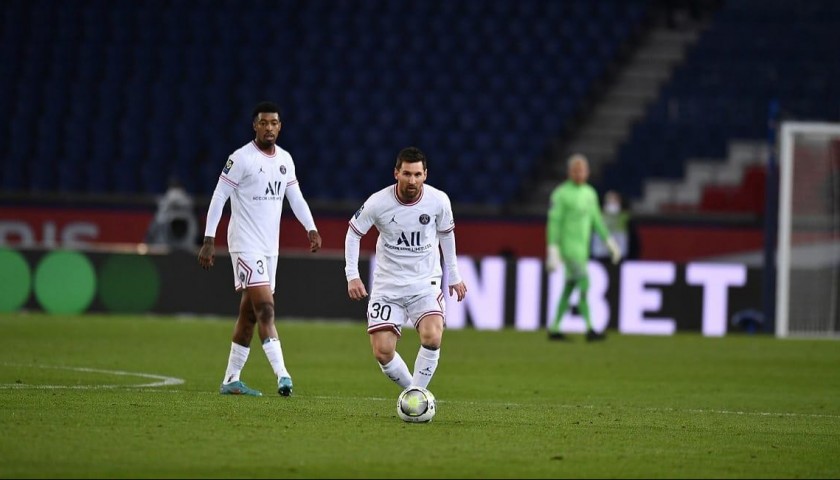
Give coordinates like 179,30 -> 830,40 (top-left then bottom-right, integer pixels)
397,231 -> 421,247
251,181 -> 284,201
265,181 -> 283,196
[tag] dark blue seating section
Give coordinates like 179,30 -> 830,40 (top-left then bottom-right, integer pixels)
604,0 -> 840,201
1,0 -> 648,205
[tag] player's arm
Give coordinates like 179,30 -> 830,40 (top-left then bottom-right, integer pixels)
590,191 -> 621,264
345,224 -> 367,300
545,190 -> 563,271
345,202 -> 374,300
198,174 -> 235,270
439,229 -> 466,301
436,193 -> 466,301
285,183 -> 321,252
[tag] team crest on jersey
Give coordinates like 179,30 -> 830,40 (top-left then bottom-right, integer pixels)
279,165 -> 287,175
419,214 -> 430,225
223,158 -> 234,174
354,205 -> 364,218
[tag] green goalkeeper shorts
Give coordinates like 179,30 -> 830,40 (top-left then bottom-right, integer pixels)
563,258 -> 589,281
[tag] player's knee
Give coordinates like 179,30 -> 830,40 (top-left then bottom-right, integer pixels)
369,330 -> 398,364
420,334 -> 442,350
239,304 -> 257,325
254,302 -> 275,324
372,345 -> 395,365
418,321 -> 443,348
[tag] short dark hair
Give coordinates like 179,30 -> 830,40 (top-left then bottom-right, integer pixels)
395,146 -> 427,170
252,101 -> 281,122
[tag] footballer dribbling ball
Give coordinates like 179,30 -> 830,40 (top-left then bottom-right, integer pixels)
396,386 -> 436,423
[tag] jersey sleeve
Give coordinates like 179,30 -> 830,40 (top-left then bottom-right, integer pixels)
203,176 -> 235,238
435,191 -> 455,233
285,153 -> 299,188
281,154 -> 316,231
348,197 -> 376,237
546,187 -> 563,247
344,227 -> 362,281
345,196 -> 376,281
219,153 -> 247,189
285,183 -> 317,232
589,187 -> 611,242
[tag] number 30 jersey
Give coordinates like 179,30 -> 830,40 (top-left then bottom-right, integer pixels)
347,184 -> 456,298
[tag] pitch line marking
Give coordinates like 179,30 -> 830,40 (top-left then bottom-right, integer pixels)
5,372 -> 836,420
127,390 -> 840,419
302,395 -> 840,419
0,363 -> 185,390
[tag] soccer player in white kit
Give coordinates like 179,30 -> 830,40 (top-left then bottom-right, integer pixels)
198,101 -> 322,397
345,146 -> 467,392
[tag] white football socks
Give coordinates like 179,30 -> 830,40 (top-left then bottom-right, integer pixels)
262,337 -> 289,379
222,342 -> 250,385
412,346 -> 440,389
380,352 -> 412,389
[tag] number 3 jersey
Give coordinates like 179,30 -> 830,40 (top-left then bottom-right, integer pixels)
206,141 -> 307,255
346,184 -> 458,298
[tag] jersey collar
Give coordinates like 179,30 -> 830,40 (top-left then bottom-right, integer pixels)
392,184 -> 424,206
251,140 -> 277,157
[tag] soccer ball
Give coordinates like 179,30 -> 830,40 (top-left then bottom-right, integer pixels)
396,386 -> 436,423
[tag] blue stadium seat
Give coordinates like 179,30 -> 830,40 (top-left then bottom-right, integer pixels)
3,0 -> 652,204
610,0 -> 840,204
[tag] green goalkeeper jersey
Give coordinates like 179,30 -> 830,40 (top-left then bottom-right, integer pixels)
546,180 -> 610,262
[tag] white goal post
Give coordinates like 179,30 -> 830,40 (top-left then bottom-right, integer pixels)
776,121 -> 840,338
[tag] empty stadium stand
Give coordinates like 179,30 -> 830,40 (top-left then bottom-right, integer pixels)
0,0 -> 650,209
602,0 -> 840,214
4,0 -> 837,218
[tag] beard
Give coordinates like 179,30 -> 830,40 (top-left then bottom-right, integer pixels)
401,185 -> 420,200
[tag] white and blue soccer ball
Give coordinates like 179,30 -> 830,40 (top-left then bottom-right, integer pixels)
396,386 -> 436,423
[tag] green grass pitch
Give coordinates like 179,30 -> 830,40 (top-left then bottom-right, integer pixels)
1,312 -> 838,479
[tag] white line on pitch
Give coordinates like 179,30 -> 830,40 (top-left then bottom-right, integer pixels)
0,363 -> 185,389
6,365 -> 835,420
126,391 -> 840,419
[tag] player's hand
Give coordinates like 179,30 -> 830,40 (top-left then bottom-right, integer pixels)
347,278 -> 368,300
308,230 -> 322,253
449,282 -> 467,302
546,245 -> 561,272
198,241 -> 215,270
606,237 -> 622,265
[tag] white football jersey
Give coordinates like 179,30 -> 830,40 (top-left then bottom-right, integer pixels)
348,183 -> 456,297
219,141 -> 299,255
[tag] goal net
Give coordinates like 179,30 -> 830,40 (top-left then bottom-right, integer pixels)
776,121 -> 840,338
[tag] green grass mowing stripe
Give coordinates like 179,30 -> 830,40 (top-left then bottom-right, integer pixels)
0,312 -> 838,479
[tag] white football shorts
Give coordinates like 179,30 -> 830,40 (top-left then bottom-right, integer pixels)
366,290 -> 446,337
230,253 -> 278,293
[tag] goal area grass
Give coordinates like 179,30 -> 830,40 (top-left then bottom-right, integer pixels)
1,312 -> 838,479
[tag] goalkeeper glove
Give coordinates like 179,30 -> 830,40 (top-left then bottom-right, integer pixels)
606,237 -> 622,265
546,244 -> 561,272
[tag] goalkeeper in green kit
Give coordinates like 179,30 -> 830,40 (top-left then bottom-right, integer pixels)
546,153 -> 621,341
